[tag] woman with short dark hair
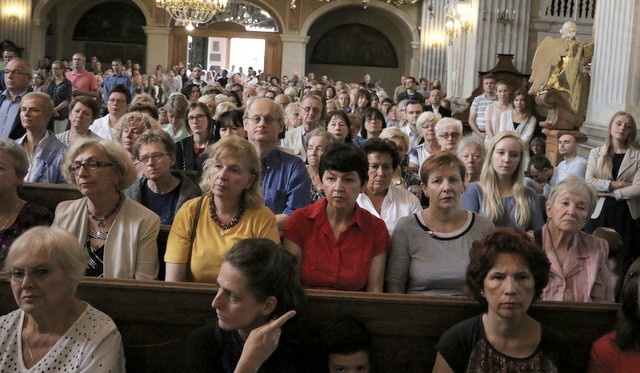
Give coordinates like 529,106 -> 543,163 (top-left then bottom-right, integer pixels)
434,228 -> 580,373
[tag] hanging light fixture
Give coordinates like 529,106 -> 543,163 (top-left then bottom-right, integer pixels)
294,0 -> 418,10
156,0 -> 228,30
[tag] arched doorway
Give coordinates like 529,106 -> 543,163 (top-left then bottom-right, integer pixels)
302,2 -> 418,85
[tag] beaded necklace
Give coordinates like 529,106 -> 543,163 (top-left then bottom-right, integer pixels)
209,197 -> 245,237
87,194 -> 124,228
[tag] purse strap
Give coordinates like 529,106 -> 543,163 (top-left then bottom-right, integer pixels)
186,194 -> 206,282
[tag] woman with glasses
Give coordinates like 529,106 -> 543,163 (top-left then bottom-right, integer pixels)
115,112 -> 161,176
408,111 -> 442,172
175,102 -> 217,176
124,129 -> 201,225
0,226 -> 125,371
54,138 -> 160,280
359,107 -> 386,141
435,117 -> 463,151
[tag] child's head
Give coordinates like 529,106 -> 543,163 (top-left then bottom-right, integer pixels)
319,315 -> 372,373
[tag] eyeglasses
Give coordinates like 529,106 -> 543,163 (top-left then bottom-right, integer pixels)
108,98 -> 126,104
438,132 -> 461,139
300,106 -> 321,114
138,153 -> 170,163
188,114 -> 207,121
247,115 -> 279,125
68,160 -> 115,174
4,70 -> 30,76
5,267 -> 52,283
366,117 -> 382,122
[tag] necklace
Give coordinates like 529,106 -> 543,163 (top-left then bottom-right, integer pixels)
87,194 -> 124,228
210,197 -> 245,237
24,331 -> 36,366
0,200 -> 21,230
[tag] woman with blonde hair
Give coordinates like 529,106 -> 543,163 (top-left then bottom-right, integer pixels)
461,131 -> 544,231
165,136 -> 280,283
585,111 -> 640,269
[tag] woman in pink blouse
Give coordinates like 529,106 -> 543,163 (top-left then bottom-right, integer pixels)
539,176 -> 614,302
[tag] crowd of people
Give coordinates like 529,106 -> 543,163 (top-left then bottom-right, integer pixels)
1,47 -> 640,371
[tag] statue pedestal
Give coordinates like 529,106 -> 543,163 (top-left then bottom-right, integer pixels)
541,129 -> 587,165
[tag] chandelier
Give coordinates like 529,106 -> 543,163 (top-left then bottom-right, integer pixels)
292,0 -> 419,9
156,0 -> 228,30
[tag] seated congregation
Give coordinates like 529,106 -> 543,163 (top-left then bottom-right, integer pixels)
1,62 -> 639,371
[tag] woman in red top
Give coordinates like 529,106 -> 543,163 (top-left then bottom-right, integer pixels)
283,143 -> 389,292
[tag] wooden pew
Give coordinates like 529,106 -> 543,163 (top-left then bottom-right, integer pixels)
0,277 -> 617,372
18,182 -> 83,214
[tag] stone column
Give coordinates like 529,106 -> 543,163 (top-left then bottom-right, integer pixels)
29,19 -> 49,67
581,0 -> 640,150
143,26 -> 172,71
279,34 -> 309,77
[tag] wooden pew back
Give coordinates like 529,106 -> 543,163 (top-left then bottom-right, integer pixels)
0,278 -> 617,372
18,182 -> 83,214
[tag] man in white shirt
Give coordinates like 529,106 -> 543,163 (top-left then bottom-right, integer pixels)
556,134 -> 587,178
401,100 -> 423,149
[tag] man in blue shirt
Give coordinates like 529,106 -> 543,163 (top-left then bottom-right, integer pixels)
244,98 -> 311,231
103,59 -> 133,99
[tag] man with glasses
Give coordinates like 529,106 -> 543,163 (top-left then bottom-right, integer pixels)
89,85 -> 130,141
244,98 -> 311,231
0,58 -> 33,139
66,53 -> 99,100
0,48 -> 18,91
103,59 -> 133,100
284,94 -> 323,160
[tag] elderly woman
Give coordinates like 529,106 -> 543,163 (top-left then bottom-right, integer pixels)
435,117 -> 463,151
115,112 -> 161,172
457,136 -> 485,186
54,138 -> 160,280
284,102 -> 302,131
0,226 -> 125,370
326,110 -> 352,144
386,151 -> 494,295
588,257 -> 640,371
283,143 -> 390,292
163,93 -> 190,141
16,92 -> 67,184
165,136 -> 280,283
538,177 -> 614,302
189,238 -> 325,372
0,139 -> 53,269
585,111 -> 640,270
56,97 -> 101,147
175,102 -> 216,175
380,127 -> 422,200
356,138 -> 421,235
124,129 -> 201,225
461,131 -> 545,232
306,129 -> 334,202
434,228 -> 579,372
407,111 -> 442,172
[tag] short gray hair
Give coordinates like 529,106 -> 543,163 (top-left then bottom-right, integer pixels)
435,117 -> 463,137
546,175 -> 598,217
62,138 -> 137,191
4,226 -> 88,284
416,111 -> 442,127
0,138 -> 29,178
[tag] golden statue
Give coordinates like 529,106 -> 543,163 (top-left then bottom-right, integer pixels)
529,21 -> 594,130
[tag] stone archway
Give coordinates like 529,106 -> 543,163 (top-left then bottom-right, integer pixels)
300,0 -> 419,84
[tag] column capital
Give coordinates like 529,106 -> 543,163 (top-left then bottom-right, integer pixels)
142,26 -> 172,36
279,34 -> 310,44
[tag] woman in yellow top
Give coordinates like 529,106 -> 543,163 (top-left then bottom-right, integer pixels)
164,136 -> 280,283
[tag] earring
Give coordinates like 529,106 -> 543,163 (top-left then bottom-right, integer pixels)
480,290 -> 484,297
